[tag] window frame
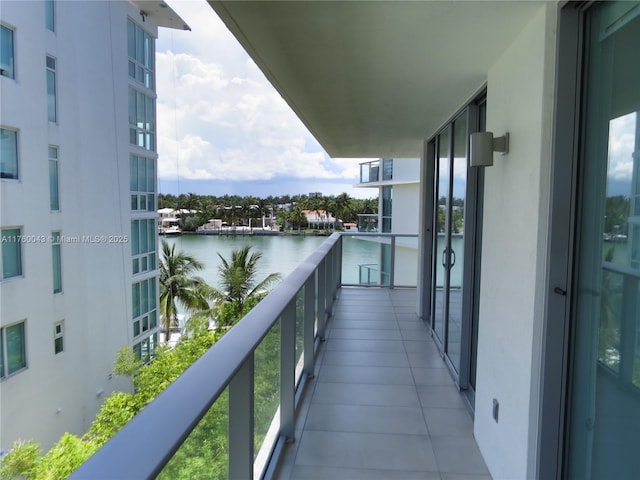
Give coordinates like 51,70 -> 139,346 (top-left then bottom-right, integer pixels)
0,127 -> 18,180
49,145 -> 59,210
130,154 -> 156,212
132,276 -> 158,339
46,55 -> 57,123
0,23 -> 15,79
52,231 -> 62,293
54,321 -> 64,354
127,18 -> 155,90
128,87 -> 156,151
1,320 -> 27,379
45,0 -> 55,32
1,227 -> 23,280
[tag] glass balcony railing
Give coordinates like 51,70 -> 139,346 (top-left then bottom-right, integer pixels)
359,159 -> 393,184
71,232 -> 417,479
359,160 -> 379,183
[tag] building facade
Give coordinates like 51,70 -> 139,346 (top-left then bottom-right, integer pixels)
0,0 -> 187,450
356,158 -> 420,286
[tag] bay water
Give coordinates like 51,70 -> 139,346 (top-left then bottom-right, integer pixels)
162,234 -> 380,290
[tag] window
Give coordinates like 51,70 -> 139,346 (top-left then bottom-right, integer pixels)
128,88 -> 155,151
0,25 -> 14,79
46,55 -> 56,122
1,228 -> 22,279
133,333 -> 157,363
1,128 -> 18,179
130,154 -> 155,211
127,19 -> 154,89
1,321 -> 27,378
45,0 -> 55,32
49,146 -> 59,210
53,321 -> 63,354
565,4 -> 640,478
131,219 -> 157,275
52,231 -> 61,293
132,277 -> 157,339
382,158 -> 393,181
382,186 -> 392,233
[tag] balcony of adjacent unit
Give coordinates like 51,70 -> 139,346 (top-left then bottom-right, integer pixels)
357,159 -> 396,187
72,233 -> 489,480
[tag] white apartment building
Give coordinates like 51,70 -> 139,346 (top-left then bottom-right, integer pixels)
0,0 -> 187,450
356,158 -> 421,286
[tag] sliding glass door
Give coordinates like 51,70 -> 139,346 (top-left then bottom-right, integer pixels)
429,101 -> 483,393
567,2 -> 640,478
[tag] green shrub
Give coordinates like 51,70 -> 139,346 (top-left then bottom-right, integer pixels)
0,439 -> 40,479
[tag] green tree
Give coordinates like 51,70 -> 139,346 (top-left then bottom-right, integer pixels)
288,203 -> 307,230
206,246 -> 281,325
604,195 -> 630,234
0,440 -> 40,479
159,240 -> 208,340
333,192 -> 351,223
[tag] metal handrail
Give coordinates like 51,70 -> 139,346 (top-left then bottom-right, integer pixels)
71,234 -> 342,479
70,232 -> 417,478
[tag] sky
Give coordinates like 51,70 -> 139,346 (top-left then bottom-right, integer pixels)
155,1 -> 377,199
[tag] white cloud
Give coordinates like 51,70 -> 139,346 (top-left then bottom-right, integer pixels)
156,1 -> 367,192
607,112 -> 636,182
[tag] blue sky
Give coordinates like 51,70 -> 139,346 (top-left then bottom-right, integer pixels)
156,1 -> 376,199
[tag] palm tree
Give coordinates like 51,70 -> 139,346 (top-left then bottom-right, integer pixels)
207,246 -> 281,326
158,240 -> 208,341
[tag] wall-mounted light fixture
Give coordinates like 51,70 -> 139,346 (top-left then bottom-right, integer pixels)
470,132 -> 509,167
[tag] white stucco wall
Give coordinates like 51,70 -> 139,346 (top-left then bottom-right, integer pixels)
391,157 -> 420,183
473,4 -> 556,479
0,1 -> 161,450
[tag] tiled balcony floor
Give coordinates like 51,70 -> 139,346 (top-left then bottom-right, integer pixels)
276,287 -> 491,480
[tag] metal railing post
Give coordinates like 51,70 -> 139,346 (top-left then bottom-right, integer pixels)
326,245 -> 336,313
317,259 -> 327,340
228,353 -> 254,479
336,235 -> 343,288
280,301 -> 296,441
390,235 -> 396,289
303,276 -> 315,378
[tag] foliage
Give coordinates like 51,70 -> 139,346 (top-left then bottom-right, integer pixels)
205,246 -> 281,323
31,434 -> 98,480
3,327 -> 221,480
82,393 -> 142,446
604,195 -> 629,234
133,330 -> 220,406
159,240 -> 209,340
0,440 -> 40,479
113,345 -> 143,377
158,192 -> 378,228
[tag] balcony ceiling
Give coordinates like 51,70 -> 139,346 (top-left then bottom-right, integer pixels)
209,1 -> 544,158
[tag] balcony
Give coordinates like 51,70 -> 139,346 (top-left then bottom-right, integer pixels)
359,160 -> 380,184
71,234 -> 488,479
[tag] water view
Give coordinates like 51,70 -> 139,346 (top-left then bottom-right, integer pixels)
163,234 -> 381,289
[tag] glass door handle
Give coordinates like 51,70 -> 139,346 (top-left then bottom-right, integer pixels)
442,249 -> 447,268
451,249 -> 456,267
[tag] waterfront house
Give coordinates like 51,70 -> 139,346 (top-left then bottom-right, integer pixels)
302,209 -> 336,230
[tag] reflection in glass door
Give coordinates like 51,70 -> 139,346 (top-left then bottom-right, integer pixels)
567,3 -> 640,478
431,112 -> 468,373
447,114 -> 467,372
433,127 -> 450,344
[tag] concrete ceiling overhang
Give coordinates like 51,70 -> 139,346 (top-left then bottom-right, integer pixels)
133,1 -> 191,30
209,1 -> 545,158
